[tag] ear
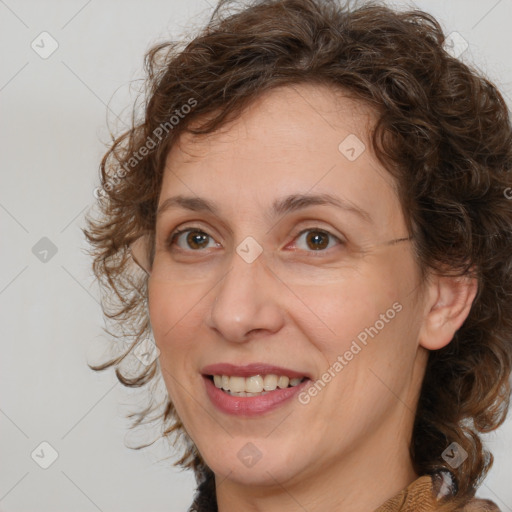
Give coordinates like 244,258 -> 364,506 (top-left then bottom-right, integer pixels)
129,234 -> 152,274
418,272 -> 478,351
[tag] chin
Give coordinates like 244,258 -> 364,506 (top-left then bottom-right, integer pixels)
199,442 -> 305,486
216,460 -> 298,486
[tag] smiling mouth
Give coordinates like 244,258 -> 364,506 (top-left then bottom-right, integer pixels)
206,374 -> 308,397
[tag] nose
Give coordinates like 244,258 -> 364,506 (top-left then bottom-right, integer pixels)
206,252 -> 285,343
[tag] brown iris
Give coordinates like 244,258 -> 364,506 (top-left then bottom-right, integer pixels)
305,230 -> 329,250
186,231 -> 210,249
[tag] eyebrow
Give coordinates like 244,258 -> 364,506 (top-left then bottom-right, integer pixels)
156,193 -> 372,223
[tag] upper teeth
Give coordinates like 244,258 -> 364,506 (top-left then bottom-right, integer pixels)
213,374 -> 304,393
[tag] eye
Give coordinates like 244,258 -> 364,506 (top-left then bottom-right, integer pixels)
166,226 -> 343,253
291,228 -> 343,252
168,228 -> 220,251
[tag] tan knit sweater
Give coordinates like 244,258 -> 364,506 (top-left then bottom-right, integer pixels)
188,468 -> 501,511
375,474 -> 501,512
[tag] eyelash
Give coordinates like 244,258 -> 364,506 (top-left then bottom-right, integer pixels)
166,226 -> 345,254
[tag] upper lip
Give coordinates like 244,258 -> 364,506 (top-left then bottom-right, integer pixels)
201,362 -> 312,380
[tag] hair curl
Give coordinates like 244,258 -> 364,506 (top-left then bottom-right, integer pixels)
84,0 -> 512,509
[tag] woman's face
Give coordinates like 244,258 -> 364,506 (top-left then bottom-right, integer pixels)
148,84 -> 428,487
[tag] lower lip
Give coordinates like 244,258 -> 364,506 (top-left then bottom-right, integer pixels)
203,375 -> 310,416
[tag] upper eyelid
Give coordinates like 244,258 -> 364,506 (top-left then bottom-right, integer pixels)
167,227 -> 220,248
288,228 -> 344,250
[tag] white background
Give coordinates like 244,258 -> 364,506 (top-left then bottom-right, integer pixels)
1,1 -> 511,511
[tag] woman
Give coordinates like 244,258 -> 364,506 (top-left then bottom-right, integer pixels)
85,0 -> 512,510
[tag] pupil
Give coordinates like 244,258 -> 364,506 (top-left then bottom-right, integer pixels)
187,231 -> 208,249
307,231 -> 328,250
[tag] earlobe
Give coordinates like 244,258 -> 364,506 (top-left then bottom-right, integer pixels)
418,272 -> 478,351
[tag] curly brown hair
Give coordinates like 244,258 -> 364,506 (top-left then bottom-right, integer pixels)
84,0 -> 512,509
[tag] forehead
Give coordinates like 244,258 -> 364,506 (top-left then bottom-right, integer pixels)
169,83 -> 378,165
158,83 -> 403,234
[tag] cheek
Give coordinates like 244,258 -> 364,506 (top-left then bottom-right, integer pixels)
148,280 -> 208,419
293,252 -> 421,365
148,279 -> 203,337
148,280 -> 175,343
295,275 -> 421,434
147,279 -> 205,378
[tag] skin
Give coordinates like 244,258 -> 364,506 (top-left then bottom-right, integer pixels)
145,83 -> 477,512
